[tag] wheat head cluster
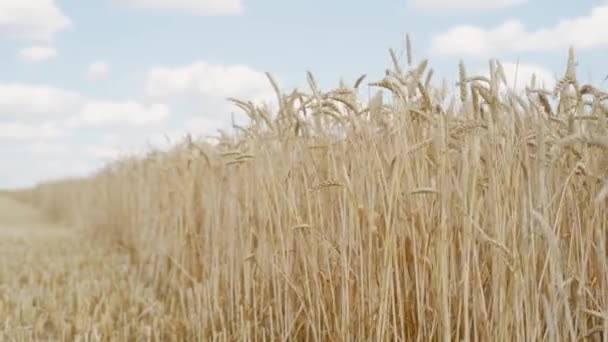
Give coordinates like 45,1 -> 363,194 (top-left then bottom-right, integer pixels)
11,39 -> 608,341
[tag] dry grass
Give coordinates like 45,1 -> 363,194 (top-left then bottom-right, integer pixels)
7,44 -> 608,341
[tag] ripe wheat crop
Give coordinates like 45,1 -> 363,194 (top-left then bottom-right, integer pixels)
9,42 -> 608,341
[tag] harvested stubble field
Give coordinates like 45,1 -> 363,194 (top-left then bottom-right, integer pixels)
3,44 -> 608,341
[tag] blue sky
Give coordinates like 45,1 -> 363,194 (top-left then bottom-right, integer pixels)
1,0 -> 607,189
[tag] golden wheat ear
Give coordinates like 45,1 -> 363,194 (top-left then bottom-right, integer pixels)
9,44 -> 608,341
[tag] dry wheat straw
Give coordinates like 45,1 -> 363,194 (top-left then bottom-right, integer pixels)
11,42 -> 608,341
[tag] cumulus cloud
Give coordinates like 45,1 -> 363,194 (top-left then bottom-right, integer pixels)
0,156 -> 96,189
3,144 -> 99,187
0,121 -> 65,141
430,5 -> 608,57
0,59 -> 274,188
410,0 -> 525,11
145,61 -> 273,102
82,145 -> 125,160
67,101 -> 171,127
86,61 -> 111,81
0,0 -> 71,41
0,83 -> 174,188
144,61 -> 276,137
24,142 -> 70,155
18,46 -> 58,62
0,84 -> 82,118
430,20 -> 524,57
185,116 -> 228,135
477,62 -> 556,92
112,0 -> 243,15
0,83 -> 170,127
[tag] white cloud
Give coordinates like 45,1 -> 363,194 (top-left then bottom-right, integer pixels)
430,5 -> 608,57
86,61 -> 111,81
18,46 -> 58,62
142,130 -> 192,151
145,61 -> 274,103
82,145 -> 124,160
144,61 -> 276,138
185,116 -> 227,135
0,121 -> 65,141
0,0 -> 71,41
477,62 -> 556,92
430,20 -> 523,57
113,0 -> 243,15
0,156 -> 96,189
0,84 -> 82,118
0,59 -> 275,188
24,142 -> 70,154
0,83 -> 170,128
0,82 -> 174,188
45,160 -> 96,179
501,62 -> 555,91
410,0 -> 525,11
67,101 -> 171,127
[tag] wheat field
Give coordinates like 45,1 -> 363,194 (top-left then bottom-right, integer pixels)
3,43 -> 608,341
